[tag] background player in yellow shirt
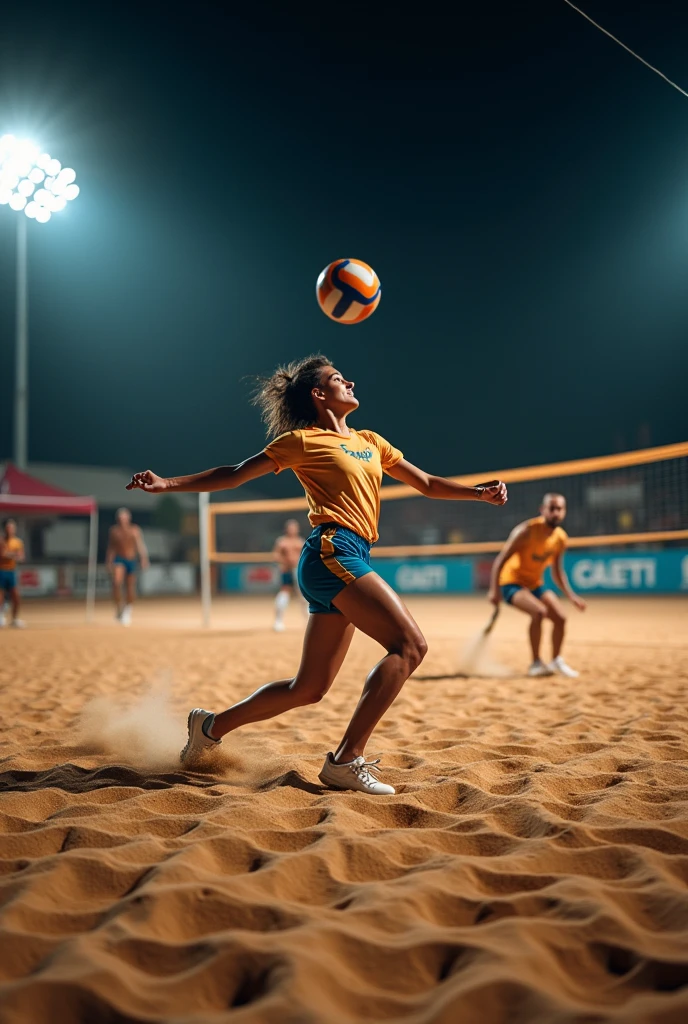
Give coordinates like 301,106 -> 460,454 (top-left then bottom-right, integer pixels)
128,353 -> 508,795
0,518 -> 26,629
488,494 -> 586,677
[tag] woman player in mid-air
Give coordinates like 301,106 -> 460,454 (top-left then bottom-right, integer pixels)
127,354 -> 507,795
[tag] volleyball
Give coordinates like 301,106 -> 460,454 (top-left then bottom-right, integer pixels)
316,259 -> 381,324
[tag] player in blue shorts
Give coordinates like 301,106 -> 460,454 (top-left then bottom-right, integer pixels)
489,496 -> 586,677
272,519 -> 306,631
106,508 -> 149,626
127,354 -> 507,794
0,518 -> 26,628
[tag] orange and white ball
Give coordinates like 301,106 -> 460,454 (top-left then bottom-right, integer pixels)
316,259 -> 381,324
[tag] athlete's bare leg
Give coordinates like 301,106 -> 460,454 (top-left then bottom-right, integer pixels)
510,589 -> 549,662
210,573 -> 425,761
125,572 -> 136,607
330,573 -> 427,762
540,590 -> 567,659
112,564 -> 125,614
211,614 -> 355,735
8,585 -> 20,621
273,584 -> 292,630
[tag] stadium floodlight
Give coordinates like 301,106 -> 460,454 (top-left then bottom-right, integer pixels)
0,135 -> 80,469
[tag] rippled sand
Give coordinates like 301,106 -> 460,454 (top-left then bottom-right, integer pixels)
0,595 -> 687,1023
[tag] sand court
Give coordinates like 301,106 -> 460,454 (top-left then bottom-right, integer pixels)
0,595 -> 686,1022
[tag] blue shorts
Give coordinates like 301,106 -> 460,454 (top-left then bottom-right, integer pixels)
298,523 -> 373,614
114,555 -> 137,576
0,569 -> 16,592
281,570 -> 295,588
501,583 -> 546,605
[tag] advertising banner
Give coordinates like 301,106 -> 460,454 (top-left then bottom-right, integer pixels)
551,550 -> 688,595
16,566 -> 59,597
221,560 -> 473,593
138,564 -> 196,596
371,559 -> 473,593
72,566 -> 111,598
219,550 -> 688,596
221,564 -> 281,593
71,564 -> 197,597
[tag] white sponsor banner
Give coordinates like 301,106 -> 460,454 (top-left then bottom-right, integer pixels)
72,566 -> 112,597
43,522 -> 90,557
586,482 -> 644,509
138,564 -> 195,595
16,566 -> 58,597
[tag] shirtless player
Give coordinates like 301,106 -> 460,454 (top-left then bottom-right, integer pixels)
272,518 -> 305,631
106,507 -> 149,626
489,493 -> 586,677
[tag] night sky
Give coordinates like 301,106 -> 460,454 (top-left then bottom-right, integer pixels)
1,1 -> 687,497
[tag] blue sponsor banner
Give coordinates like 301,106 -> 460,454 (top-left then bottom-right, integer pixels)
221,550 -> 688,595
545,549 -> 688,595
221,559 -> 473,593
371,558 -> 474,593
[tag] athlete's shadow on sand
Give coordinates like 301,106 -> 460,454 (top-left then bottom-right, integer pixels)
0,763 -> 323,796
413,672 -> 518,681
413,672 -> 475,681
0,763 -> 218,794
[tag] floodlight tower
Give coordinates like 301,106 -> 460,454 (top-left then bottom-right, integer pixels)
0,135 -> 80,468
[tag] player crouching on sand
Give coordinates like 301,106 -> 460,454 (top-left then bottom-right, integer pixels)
488,493 -> 586,678
127,354 -> 507,795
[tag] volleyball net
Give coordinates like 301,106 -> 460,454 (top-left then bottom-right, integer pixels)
205,441 -> 688,563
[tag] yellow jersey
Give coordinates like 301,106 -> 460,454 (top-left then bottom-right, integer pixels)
0,536 -> 24,571
264,427 -> 403,543
499,517 -> 567,589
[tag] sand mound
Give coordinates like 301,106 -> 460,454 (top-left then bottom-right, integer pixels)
0,595 -> 687,1023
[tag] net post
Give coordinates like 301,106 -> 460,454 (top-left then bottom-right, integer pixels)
199,492 -> 211,628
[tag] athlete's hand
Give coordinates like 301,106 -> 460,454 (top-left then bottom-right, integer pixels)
126,470 -> 168,493
476,480 -> 508,505
572,595 -> 587,612
488,586 -> 501,606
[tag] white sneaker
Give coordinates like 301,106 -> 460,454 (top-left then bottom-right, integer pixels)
10,619 -> 26,629
180,708 -> 221,765
527,659 -> 554,677
319,753 -> 395,795
273,620 -> 285,632
548,655 -> 579,678
120,605 -> 132,627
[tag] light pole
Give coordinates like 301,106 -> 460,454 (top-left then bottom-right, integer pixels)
0,135 -> 80,469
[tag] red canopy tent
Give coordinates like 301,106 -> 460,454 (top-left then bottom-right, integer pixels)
0,463 -> 98,619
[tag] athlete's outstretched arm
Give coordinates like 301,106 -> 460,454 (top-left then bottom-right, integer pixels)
126,452 -> 275,494
385,459 -> 507,505
551,550 -> 587,611
488,522 -> 529,605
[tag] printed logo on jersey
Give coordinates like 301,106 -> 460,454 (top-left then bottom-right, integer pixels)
340,444 -> 373,462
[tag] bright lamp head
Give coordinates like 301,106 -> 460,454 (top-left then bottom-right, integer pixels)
0,135 -> 79,224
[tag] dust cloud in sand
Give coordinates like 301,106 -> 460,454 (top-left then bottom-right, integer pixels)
456,627 -> 511,677
77,675 -> 186,770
